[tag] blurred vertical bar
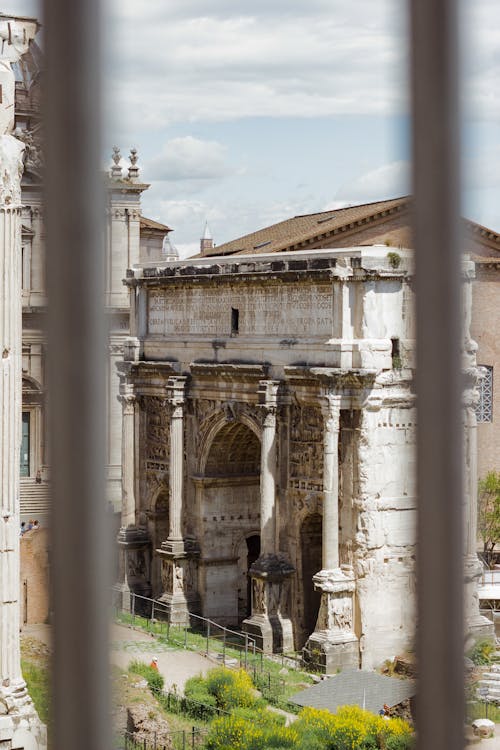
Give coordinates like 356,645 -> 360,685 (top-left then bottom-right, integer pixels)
411,1 -> 464,749
43,0 -> 110,747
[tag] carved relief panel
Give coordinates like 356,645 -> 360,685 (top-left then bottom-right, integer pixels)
289,405 -> 323,492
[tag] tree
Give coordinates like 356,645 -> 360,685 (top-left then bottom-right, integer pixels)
478,471 -> 500,567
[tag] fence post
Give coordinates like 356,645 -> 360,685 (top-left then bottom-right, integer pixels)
143,737 -> 146,750
192,726 -> 195,749
223,629 -> 226,664
154,731 -> 157,750
132,593 -> 135,624
206,621 -> 210,655
151,601 -> 155,625
182,729 -> 186,750
245,634 -> 248,670
184,621 -> 188,648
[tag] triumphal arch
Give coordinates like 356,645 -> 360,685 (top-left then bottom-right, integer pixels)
117,245 -> 487,671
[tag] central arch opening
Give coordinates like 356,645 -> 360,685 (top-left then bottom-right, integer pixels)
201,420 -> 261,626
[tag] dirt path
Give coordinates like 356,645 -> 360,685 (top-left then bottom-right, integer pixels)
110,622 -> 213,692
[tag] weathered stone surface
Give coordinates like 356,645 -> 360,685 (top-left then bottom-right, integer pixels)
119,244 -> 486,671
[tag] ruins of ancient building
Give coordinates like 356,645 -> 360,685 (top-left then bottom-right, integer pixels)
116,244 -> 488,671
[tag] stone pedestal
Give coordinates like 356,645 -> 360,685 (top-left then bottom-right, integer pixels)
303,568 -> 359,673
116,526 -> 151,614
243,554 -> 294,653
157,539 -> 200,625
465,555 -> 494,641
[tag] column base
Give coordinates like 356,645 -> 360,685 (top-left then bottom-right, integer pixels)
242,553 -> 295,653
116,526 -> 152,615
464,555 -> 495,643
156,591 -> 201,627
302,567 -> 359,673
0,682 -> 47,750
243,613 -> 294,654
157,540 -> 200,626
303,630 -> 359,674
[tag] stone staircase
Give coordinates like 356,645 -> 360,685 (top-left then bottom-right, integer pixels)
20,480 -> 51,521
477,663 -> 500,703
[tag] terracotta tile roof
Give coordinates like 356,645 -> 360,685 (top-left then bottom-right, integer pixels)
140,216 -> 171,233
206,197 -> 410,257
203,196 -> 500,258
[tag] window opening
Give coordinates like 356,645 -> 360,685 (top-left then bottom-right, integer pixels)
476,366 -> 493,423
231,307 -> 239,335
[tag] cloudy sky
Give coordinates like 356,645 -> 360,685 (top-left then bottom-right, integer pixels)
9,0 -> 500,257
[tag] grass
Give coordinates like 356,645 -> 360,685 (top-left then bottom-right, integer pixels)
20,636 -> 51,728
467,700 -> 500,723
21,658 -> 50,726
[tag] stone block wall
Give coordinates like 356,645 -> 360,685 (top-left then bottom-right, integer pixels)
20,527 -> 50,625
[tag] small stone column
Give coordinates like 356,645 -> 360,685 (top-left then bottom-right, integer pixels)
116,384 -> 151,610
303,394 -> 359,673
168,378 -> 185,545
120,390 -> 136,529
158,377 -> 200,623
463,391 -> 494,638
243,381 -> 295,653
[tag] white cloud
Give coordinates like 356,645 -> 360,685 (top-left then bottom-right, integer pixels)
105,0 -> 406,131
145,136 -> 233,181
335,160 -> 410,203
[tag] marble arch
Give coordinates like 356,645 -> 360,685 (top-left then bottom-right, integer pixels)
117,246 -> 492,671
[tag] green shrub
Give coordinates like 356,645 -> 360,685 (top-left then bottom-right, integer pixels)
205,667 -> 257,710
183,676 -> 218,720
386,735 -> 415,750
128,660 -> 164,695
204,714 -> 264,750
232,706 -> 285,728
469,639 -> 496,666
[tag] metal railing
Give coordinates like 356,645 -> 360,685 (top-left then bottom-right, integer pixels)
120,727 -> 208,750
112,586 -> 326,677
112,586 -> 258,670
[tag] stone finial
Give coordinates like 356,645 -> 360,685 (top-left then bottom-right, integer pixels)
128,147 -> 140,181
110,145 -> 122,179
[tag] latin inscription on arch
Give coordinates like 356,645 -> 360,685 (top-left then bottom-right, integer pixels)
148,285 -> 333,337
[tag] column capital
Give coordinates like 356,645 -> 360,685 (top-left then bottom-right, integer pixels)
118,386 -> 136,414
320,392 -> 342,420
167,375 -> 187,409
258,379 -> 280,410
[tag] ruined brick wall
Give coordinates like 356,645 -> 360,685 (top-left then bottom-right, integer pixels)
20,527 -> 50,625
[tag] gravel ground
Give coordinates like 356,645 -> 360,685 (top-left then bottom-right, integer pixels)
22,621 -> 214,693
109,622 -> 213,692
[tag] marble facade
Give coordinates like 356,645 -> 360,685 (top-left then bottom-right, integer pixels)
117,245 -> 489,671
